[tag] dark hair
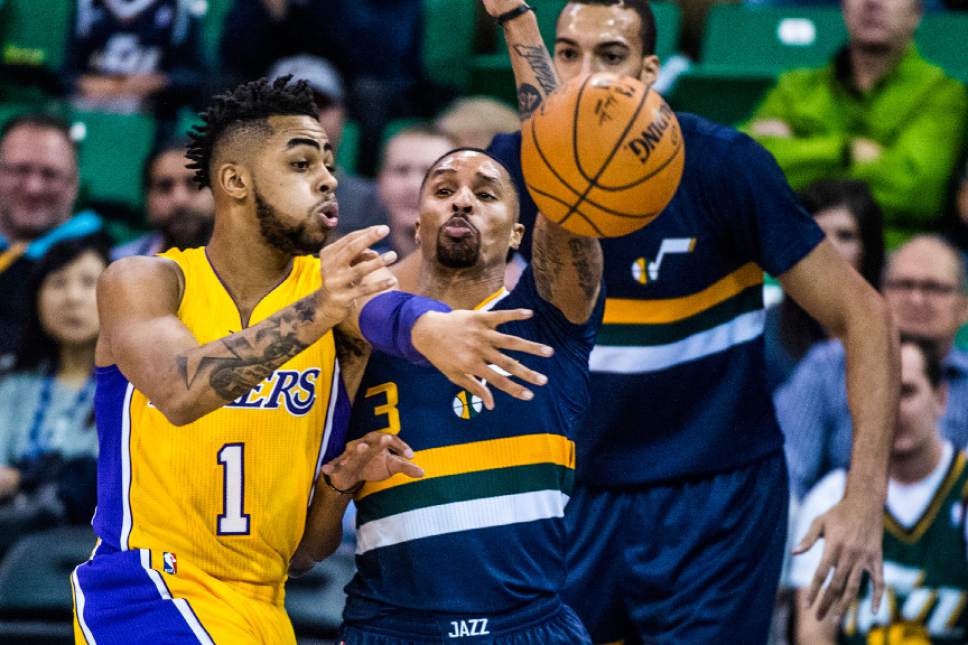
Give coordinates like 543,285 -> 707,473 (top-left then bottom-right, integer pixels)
0,113 -> 76,155
798,179 -> 884,288
776,179 -> 886,362
12,234 -> 112,373
186,76 -> 319,188
900,333 -> 944,389
142,136 -> 192,193
563,0 -> 658,56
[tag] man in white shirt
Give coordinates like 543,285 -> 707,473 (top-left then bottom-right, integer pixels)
791,335 -> 968,644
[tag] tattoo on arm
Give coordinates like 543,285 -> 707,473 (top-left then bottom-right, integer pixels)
513,44 -> 558,94
531,227 -> 565,302
176,293 -> 318,402
518,84 -> 543,120
568,238 -> 600,301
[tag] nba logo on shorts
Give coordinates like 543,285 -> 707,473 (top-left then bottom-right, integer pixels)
163,552 -> 177,575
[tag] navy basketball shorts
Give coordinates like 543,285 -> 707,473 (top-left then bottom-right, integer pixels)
562,451 -> 788,645
338,596 -> 592,645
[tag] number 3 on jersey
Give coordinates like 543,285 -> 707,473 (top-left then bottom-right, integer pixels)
217,443 -> 251,535
365,382 -> 401,434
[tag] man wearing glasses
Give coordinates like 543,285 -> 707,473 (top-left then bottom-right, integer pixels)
0,115 -> 103,358
778,235 -> 968,499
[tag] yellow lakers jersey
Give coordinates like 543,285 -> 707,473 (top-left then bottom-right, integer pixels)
92,247 -> 344,603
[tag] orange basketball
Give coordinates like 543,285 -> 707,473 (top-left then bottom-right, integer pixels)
521,73 -> 684,238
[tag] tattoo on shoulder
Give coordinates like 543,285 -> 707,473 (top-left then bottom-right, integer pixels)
513,44 -> 558,94
518,84 -> 543,120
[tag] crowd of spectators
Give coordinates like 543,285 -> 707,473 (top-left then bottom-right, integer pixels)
1,0 -> 968,642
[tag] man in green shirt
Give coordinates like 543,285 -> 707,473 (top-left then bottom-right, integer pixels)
745,0 -> 967,247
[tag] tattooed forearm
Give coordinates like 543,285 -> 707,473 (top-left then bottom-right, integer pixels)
334,327 -> 372,400
176,293 -> 318,402
568,238 -> 601,301
513,44 -> 558,94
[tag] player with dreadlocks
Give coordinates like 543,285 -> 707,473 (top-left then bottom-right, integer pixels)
69,76 -> 553,643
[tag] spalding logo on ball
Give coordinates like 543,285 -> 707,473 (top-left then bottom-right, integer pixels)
521,73 -> 684,238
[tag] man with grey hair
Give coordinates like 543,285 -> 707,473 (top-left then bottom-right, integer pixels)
778,235 -> 968,499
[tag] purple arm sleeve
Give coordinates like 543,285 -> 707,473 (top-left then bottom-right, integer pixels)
358,291 -> 452,367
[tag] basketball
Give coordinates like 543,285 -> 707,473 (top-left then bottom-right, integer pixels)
521,73 -> 684,238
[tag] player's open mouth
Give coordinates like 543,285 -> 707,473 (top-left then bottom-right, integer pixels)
316,202 -> 339,229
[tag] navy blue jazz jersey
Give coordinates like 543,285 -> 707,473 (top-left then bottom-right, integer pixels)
489,113 -> 825,485
343,267 -> 603,620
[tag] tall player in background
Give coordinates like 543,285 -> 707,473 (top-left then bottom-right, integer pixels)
485,1 -> 899,643
71,77 -> 552,644
296,146 -> 603,644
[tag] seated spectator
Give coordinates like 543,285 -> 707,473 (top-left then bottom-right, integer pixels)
0,115 -> 102,358
435,97 -> 519,149
745,0 -> 968,247
267,55 -> 382,240
790,336 -> 967,643
376,126 -> 455,258
65,0 -> 206,115
112,138 -> 213,259
0,235 -> 109,551
777,235 -> 968,499
764,179 -> 884,391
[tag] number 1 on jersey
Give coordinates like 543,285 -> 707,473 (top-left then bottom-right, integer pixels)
217,443 -> 251,535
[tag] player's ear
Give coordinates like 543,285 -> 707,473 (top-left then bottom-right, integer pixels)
217,163 -> 249,200
509,222 -> 525,250
640,55 -> 660,88
413,220 -> 421,247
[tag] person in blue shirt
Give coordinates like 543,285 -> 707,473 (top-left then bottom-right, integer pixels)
294,147 -> 605,644
483,0 -> 899,642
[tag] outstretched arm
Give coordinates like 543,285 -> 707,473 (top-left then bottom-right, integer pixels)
97,227 -> 395,426
484,0 -> 602,322
780,240 -> 899,622
484,0 -> 560,120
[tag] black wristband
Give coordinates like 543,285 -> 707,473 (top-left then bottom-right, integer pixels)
323,473 -> 364,495
496,4 -> 533,26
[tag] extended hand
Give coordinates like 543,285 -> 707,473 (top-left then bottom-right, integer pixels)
322,431 -> 424,491
794,494 -> 884,621
317,226 -> 398,325
412,308 -> 553,410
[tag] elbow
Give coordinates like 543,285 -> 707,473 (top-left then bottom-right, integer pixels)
154,394 -> 202,427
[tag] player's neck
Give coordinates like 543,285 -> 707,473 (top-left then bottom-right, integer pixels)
890,434 -> 945,484
206,223 -> 294,323
417,261 -> 506,310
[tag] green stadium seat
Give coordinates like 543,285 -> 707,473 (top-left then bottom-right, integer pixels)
422,0 -> 478,90
698,5 -> 845,76
337,120 -> 361,175
917,13 -> 968,84
199,0 -> 234,71
0,0 -> 73,72
668,69 -> 774,126
71,110 -> 157,211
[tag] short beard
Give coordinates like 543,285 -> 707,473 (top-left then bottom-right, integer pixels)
254,189 -> 325,255
435,225 -> 481,269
